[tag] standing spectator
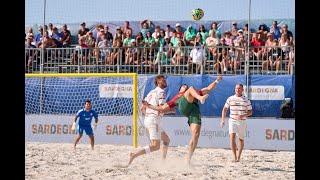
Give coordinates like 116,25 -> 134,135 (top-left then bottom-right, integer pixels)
224,32 -> 233,46
197,24 -> 209,45
269,21 -> 281,40
25,36 -> 37,71
157,29 -> 166,47
48,23 -> 54,37
140,19 -> 155,38
175,23 -> 184,39
135,32 -> 145,47
72,36 -> 89,65
92,24 -> 104,40
97,34 -> 111,64
26,27 -> 35,45
61,24 -> 71,47
108,38 -> 123,65
172,39 -> 185,65
188,42 -> 206,73
209,22 -> 221,39
121,21 -> 133,37
184,25 -> 196,46
78,22 -> 90,39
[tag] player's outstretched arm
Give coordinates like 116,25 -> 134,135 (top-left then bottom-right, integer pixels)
201,75 -> 222,95
142,100 -> 171,112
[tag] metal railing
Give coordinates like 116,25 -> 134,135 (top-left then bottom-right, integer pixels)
25,45 -> 295,75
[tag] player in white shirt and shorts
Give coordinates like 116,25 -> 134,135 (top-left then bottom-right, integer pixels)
220,83 -> 252,162
127,75 -> 170,166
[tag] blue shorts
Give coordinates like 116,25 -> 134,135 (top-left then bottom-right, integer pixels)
77,125 -> 93,136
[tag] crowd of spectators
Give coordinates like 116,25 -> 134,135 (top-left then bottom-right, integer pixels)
25,20 -> 295,74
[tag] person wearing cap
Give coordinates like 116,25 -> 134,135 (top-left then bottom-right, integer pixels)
269,21 -> 281,40
140,19 -> 155,38
175,23 -> 184,39
78,22 -> 90,39
184,25 -> 196,46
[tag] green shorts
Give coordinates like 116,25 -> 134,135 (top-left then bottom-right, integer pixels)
177,96 -> 201,126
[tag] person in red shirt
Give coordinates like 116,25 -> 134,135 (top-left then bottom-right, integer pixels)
250,32 -> 265,60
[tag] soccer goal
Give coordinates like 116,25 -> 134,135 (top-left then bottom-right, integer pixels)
25,73 -> 143,147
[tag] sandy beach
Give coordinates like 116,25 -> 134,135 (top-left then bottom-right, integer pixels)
25,142 -> 294,180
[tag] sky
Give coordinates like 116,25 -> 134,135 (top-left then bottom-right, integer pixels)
25,0 -> 295,25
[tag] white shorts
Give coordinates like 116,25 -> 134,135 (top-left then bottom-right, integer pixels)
229,119 -> 247,140
144,116 -> 163,140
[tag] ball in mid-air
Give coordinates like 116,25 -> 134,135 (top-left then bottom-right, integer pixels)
191,8 -> 204,21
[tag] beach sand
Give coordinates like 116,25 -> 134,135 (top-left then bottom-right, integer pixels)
26,142 -> 294,180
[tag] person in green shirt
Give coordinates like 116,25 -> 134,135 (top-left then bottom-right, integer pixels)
184,25 -> 196,46
197,24 -> 209,45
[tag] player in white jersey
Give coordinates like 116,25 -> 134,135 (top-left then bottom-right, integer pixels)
127,75 -> 170,166
220,83 -> 252,162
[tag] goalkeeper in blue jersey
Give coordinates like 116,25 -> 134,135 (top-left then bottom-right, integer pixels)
71,99 -> 99,150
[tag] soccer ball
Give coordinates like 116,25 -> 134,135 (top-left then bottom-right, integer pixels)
191,8 -> 204,21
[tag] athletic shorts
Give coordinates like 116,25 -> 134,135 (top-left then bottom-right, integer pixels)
77,125 -> 93,136
228,119 -> 247,140
144,116 -> 163,140
177,96 -> 201,126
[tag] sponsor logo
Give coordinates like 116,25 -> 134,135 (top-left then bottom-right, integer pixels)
106,124 -> 132,135
32,124 -> 76,134
99,84 -> 133,98
265,129 -> 295,141
243,85 -> 284,100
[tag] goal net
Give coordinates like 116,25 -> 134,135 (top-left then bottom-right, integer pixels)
25,73 -> 149,147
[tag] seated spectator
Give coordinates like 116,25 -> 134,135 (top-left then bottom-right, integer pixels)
230,21 -> 239,38
170,30 -> 179,47
232,29 -> 245,73
125,40 -> 139,65
257,24 -> 268,42
175,23 -> 184,39
114,26 -> 124,41
60,24 -> 71,47
183,25 -> 196,46
157,29 -> 166,47
188,42 -> 206,73
38,31 -> 57,49
140,19 -> 155,38
280,24 -> 293,42
84,31 -> 96,49
78,22 -> 90,39
250,32 -> 265,60
107,38 -> 123,65
172,39 -> 185,65
224,31 -> 233,46
270,21 -> 281,40
92,24 -> 104,40
135,32 -> 145,47
287,40 -> 295,74
72,36 -> 89,65
197,24 -> 209,45
97,34 -> 111,64
165,24 -> 173,39
103,25 -> 113,43
50,27 -> 63,48
155,41 -> 174,65
206,30 -> 220,61
152,25 -> 161,39
209,21 -> 221,39
123,31 -> 134,48
26,27 -> 34,40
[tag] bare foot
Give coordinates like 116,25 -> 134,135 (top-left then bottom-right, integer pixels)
200,94 -> 209,104
127,152 -> 135,167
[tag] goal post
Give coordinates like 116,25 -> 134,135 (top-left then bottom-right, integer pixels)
25,73 -> 139,148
